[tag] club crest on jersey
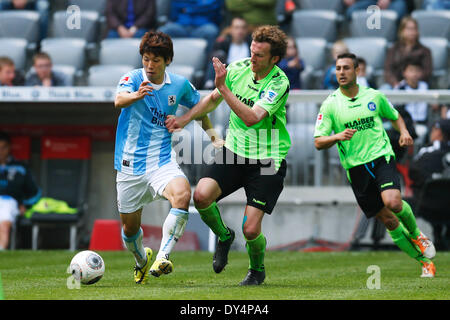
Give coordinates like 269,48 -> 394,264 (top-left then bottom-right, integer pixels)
168,95 -> 176,106
119,76 -> 130,86
367,102 -> 376,111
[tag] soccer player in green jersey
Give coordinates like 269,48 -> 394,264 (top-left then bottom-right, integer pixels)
314,53 -> 436,278
165,25 -> 291,285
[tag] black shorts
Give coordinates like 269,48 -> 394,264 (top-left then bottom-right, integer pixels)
348,155 -> 401,218
201,146 -> 287,214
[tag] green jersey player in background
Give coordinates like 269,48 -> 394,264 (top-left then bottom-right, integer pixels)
314,53 -> 436,278
165,25 -> 291,285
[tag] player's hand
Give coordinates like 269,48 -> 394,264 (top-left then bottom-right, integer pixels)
212,137 -> 225,149
165,115 -> 187,133
136,81 -> 153,99
336,129 -> 357,141
212,57 -> 227,90
399,130 -> 414,147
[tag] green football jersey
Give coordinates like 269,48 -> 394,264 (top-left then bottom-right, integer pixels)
314,85 -> 399,170
219,58 -> 291,170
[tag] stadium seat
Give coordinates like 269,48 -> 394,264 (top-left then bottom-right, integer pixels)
299,0 -> 343,12
291,10 -> 339,43
29,136 -> 91,251
0,38 -> 28,71
286,102 -> 318,124
420,37 -> 448,87
87,64 -> 134,86
40,38 -> 87,71
52,65 -> 76,86
156,0 -> 171,26
50,10 -> 100,44
295,38 -> 327,87
0,10 -> 40,50
342,37 -> 387,76
350,10 -> 398,43
286,123 -> 316,185
171,38 -> 207,86
99,38 -> 141,68
68,0 -> 106,15
166,64 -> 195,82
412,10 -> 450,40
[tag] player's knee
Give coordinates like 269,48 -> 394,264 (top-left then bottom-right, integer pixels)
122,223 -> 140,237
172,188 -> 191,209
243,225 -> 259,241
193,188 -> 212,209
376,211 -> 399,231
385,198 -> 402,213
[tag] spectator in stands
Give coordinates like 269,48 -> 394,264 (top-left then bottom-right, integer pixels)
158,0 -> 223,52
0,56 -> 24,86
422,0 -> 450,10
0,132 -> 41,250
203,16 -> 251,89
25,52 -> 69,87
279,36 -> 304,90
323,40 -> 349,90
394,58 -> 429,146
383,16 -> 432,89
409,119 -> 450,249
0,0 -> 49,39
106,0 -> 157,39
225,0 -> 277,30
356,57 -> 375,88
343,0 -> 408,21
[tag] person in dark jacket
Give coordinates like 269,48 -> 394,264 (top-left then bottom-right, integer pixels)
106,0 -> 157,38
25,52 -> 69,87
0,132 -> 41,250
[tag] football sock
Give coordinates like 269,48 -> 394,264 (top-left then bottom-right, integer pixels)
156,208 -> 189,260
393,200 -> 421,239
245,233 -> 266,272
387,223 -> 428,262
196,201 -> 231,242
122,227 -> 147,268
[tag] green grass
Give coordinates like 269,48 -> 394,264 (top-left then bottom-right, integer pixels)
0,250 -> 449,300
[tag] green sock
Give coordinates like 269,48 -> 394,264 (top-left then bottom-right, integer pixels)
388,223 -> 429,263
245,233 -> 266,272
393,200 -> 421,239
196,201 -> 230,242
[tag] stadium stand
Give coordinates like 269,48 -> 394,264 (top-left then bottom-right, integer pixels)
99,38 -> 141,68
412,9 -> 450,39
67,0 -> 106,14
420,37 -> 449,87
40,38 -> 86,78
50,10 -> 100,44
295,38 -> 327,88
290,10 -> 339,44
156,0 -> 171,26
286,123 -> 316,185
0,38 -> 28,71
298,0 -> 343,12
349,10 -> 398,43
0,10 -> 40,51
166,64 -> 196,82
87,64 -> 133,87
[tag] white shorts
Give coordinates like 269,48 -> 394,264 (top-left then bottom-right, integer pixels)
0,195 -> 20,223
116,160 -> 188,214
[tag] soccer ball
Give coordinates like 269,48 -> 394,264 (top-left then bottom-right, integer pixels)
69,250 -> 105,285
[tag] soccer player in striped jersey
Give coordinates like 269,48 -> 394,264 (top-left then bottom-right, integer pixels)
314,53 -> 436,277
114,31 -> 220,284
166,25 -> 291,285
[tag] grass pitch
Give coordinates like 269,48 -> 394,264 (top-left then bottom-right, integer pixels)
0,250 -> 449,300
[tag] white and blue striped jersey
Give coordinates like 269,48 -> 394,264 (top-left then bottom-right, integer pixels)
114,68 -> 200,175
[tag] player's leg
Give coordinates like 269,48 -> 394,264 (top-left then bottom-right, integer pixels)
376,207 -> 435,277
240,206 -> 266,286
148,176 -> 191,277
0,221 -> 12,250
381,189 -> 435,259
117,171 -> 153,283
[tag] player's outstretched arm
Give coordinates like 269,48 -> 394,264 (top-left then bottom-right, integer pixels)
390,114 -> 414,147
114,81 -> 153,108
165,89 -> 223,132
314,129 -> 357,150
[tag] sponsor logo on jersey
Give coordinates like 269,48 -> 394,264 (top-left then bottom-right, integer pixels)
235,93 -> 255,107
367,102 -> 376,111
316,113 -> 323,126
150,107 -> 168,127
119,76 -> 130,86
344,116 -> 375,131
264,90 -> 278,103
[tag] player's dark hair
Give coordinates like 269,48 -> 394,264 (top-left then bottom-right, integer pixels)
0,131 -> 11,144
139,31 -> 174,63
252,25 -> 287,64
336,53 -> 359,68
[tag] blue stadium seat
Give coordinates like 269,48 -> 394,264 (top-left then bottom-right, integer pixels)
343,37 -> 388,76
40,38 -> 87,71
291,10 -> 339,43
99,38 -> 141,68
0,38 -> 28,70
0,10 -> 40,50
